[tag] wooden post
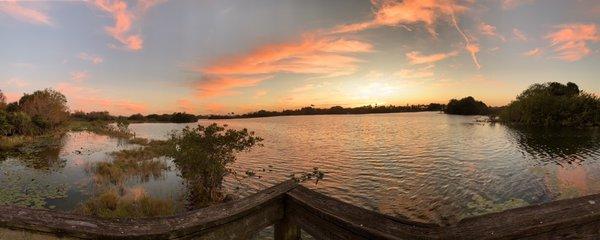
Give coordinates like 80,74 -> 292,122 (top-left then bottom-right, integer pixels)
274,216 -> 300,240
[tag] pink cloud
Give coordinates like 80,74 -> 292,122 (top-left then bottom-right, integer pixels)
90,0 -> 166,51
523,48 -> 542,57
3,92 -> 21,102
56,82 -> 147,115
78,52 -> 104,64
479,22 -> 506,41
512,28 -> 528,42
502,0 -> 535,10
70,71 -> 89,82
405,50 -> 458,64
195,35 -> 372,98
4,77 -> 30,88
545,23 -> 599,62
0,0 -> 52,26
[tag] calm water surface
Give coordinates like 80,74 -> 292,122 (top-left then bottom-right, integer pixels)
1,112 -> 599,224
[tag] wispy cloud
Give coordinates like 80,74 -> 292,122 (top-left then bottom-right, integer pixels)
406,50 -> 458,65
194,35 -> 372,98
331,0 -> 467,36
90,0 -> 166,51
0,0 -> 53,26
512,28 -> 528,42
70,71 -> 89,82
394,65 -> 435,79
78,52 -> 104,64
502,0 -> 535,10
479,22 -> 506,41
545,23 -> 599,62
523,48 -> 542,57
4,77 -> 30,88
450,13 -> 481,69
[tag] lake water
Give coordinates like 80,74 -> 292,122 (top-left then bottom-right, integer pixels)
1,112 -> 599,224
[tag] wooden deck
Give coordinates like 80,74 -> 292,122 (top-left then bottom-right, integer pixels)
1,180 -> 600,239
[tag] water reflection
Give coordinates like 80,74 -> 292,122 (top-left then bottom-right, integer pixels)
0,113 -> 599,224
509,127 -> 600,165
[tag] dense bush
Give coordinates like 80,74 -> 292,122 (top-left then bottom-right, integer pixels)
165,124 -> 262,207
19,89 -> 69,128
500,82 -> 599,127
444,96 -> 490,115
0,89 -> 69,136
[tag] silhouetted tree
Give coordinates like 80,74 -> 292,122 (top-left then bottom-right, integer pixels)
444,96 -> 489,115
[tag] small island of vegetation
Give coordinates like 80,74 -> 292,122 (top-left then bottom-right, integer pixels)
444,96 -> 490,115
500,82 -> 599,127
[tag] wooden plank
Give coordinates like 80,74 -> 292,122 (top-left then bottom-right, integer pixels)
446,193 -> 600,239
274,204 -> 300,240
286,186 -> 442,240
0,180 -> 298,239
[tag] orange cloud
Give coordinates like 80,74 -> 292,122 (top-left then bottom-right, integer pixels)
406,50 -> 458,65
545,23 -> 599,62
0,0 -> 52,26
70,71 -> 89,82
195,35 -> 372,98
90,0 -> 165,51
332,0 -> 468,35
78,52 -> 103,64
205,103 -> 225,114
176,99 -> 194,113
523,48 -> 542,57
512,28 -> 528,42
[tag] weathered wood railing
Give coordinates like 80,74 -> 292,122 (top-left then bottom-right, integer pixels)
2,180 -> 600,239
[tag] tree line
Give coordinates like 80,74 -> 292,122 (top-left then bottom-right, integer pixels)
208,103 -> 445,119
71,111 -> 199,123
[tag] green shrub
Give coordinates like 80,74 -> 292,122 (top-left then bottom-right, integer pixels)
8,111 -> 38,135
500,82 -> 599,127
165,123 -> 262,207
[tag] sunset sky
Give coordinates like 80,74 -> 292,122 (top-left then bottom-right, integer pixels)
1,0 -> 599,115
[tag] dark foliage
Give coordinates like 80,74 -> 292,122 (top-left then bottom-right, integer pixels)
209,103 -> 445,119
444,96 -> 490,115
500,82 -> 599,127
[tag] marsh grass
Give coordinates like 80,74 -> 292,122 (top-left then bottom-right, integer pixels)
0,135 -> 29,150
67,120 -> 134,139
76,189 -> 175,218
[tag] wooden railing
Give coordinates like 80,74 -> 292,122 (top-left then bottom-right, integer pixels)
2,180 -> 600,239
